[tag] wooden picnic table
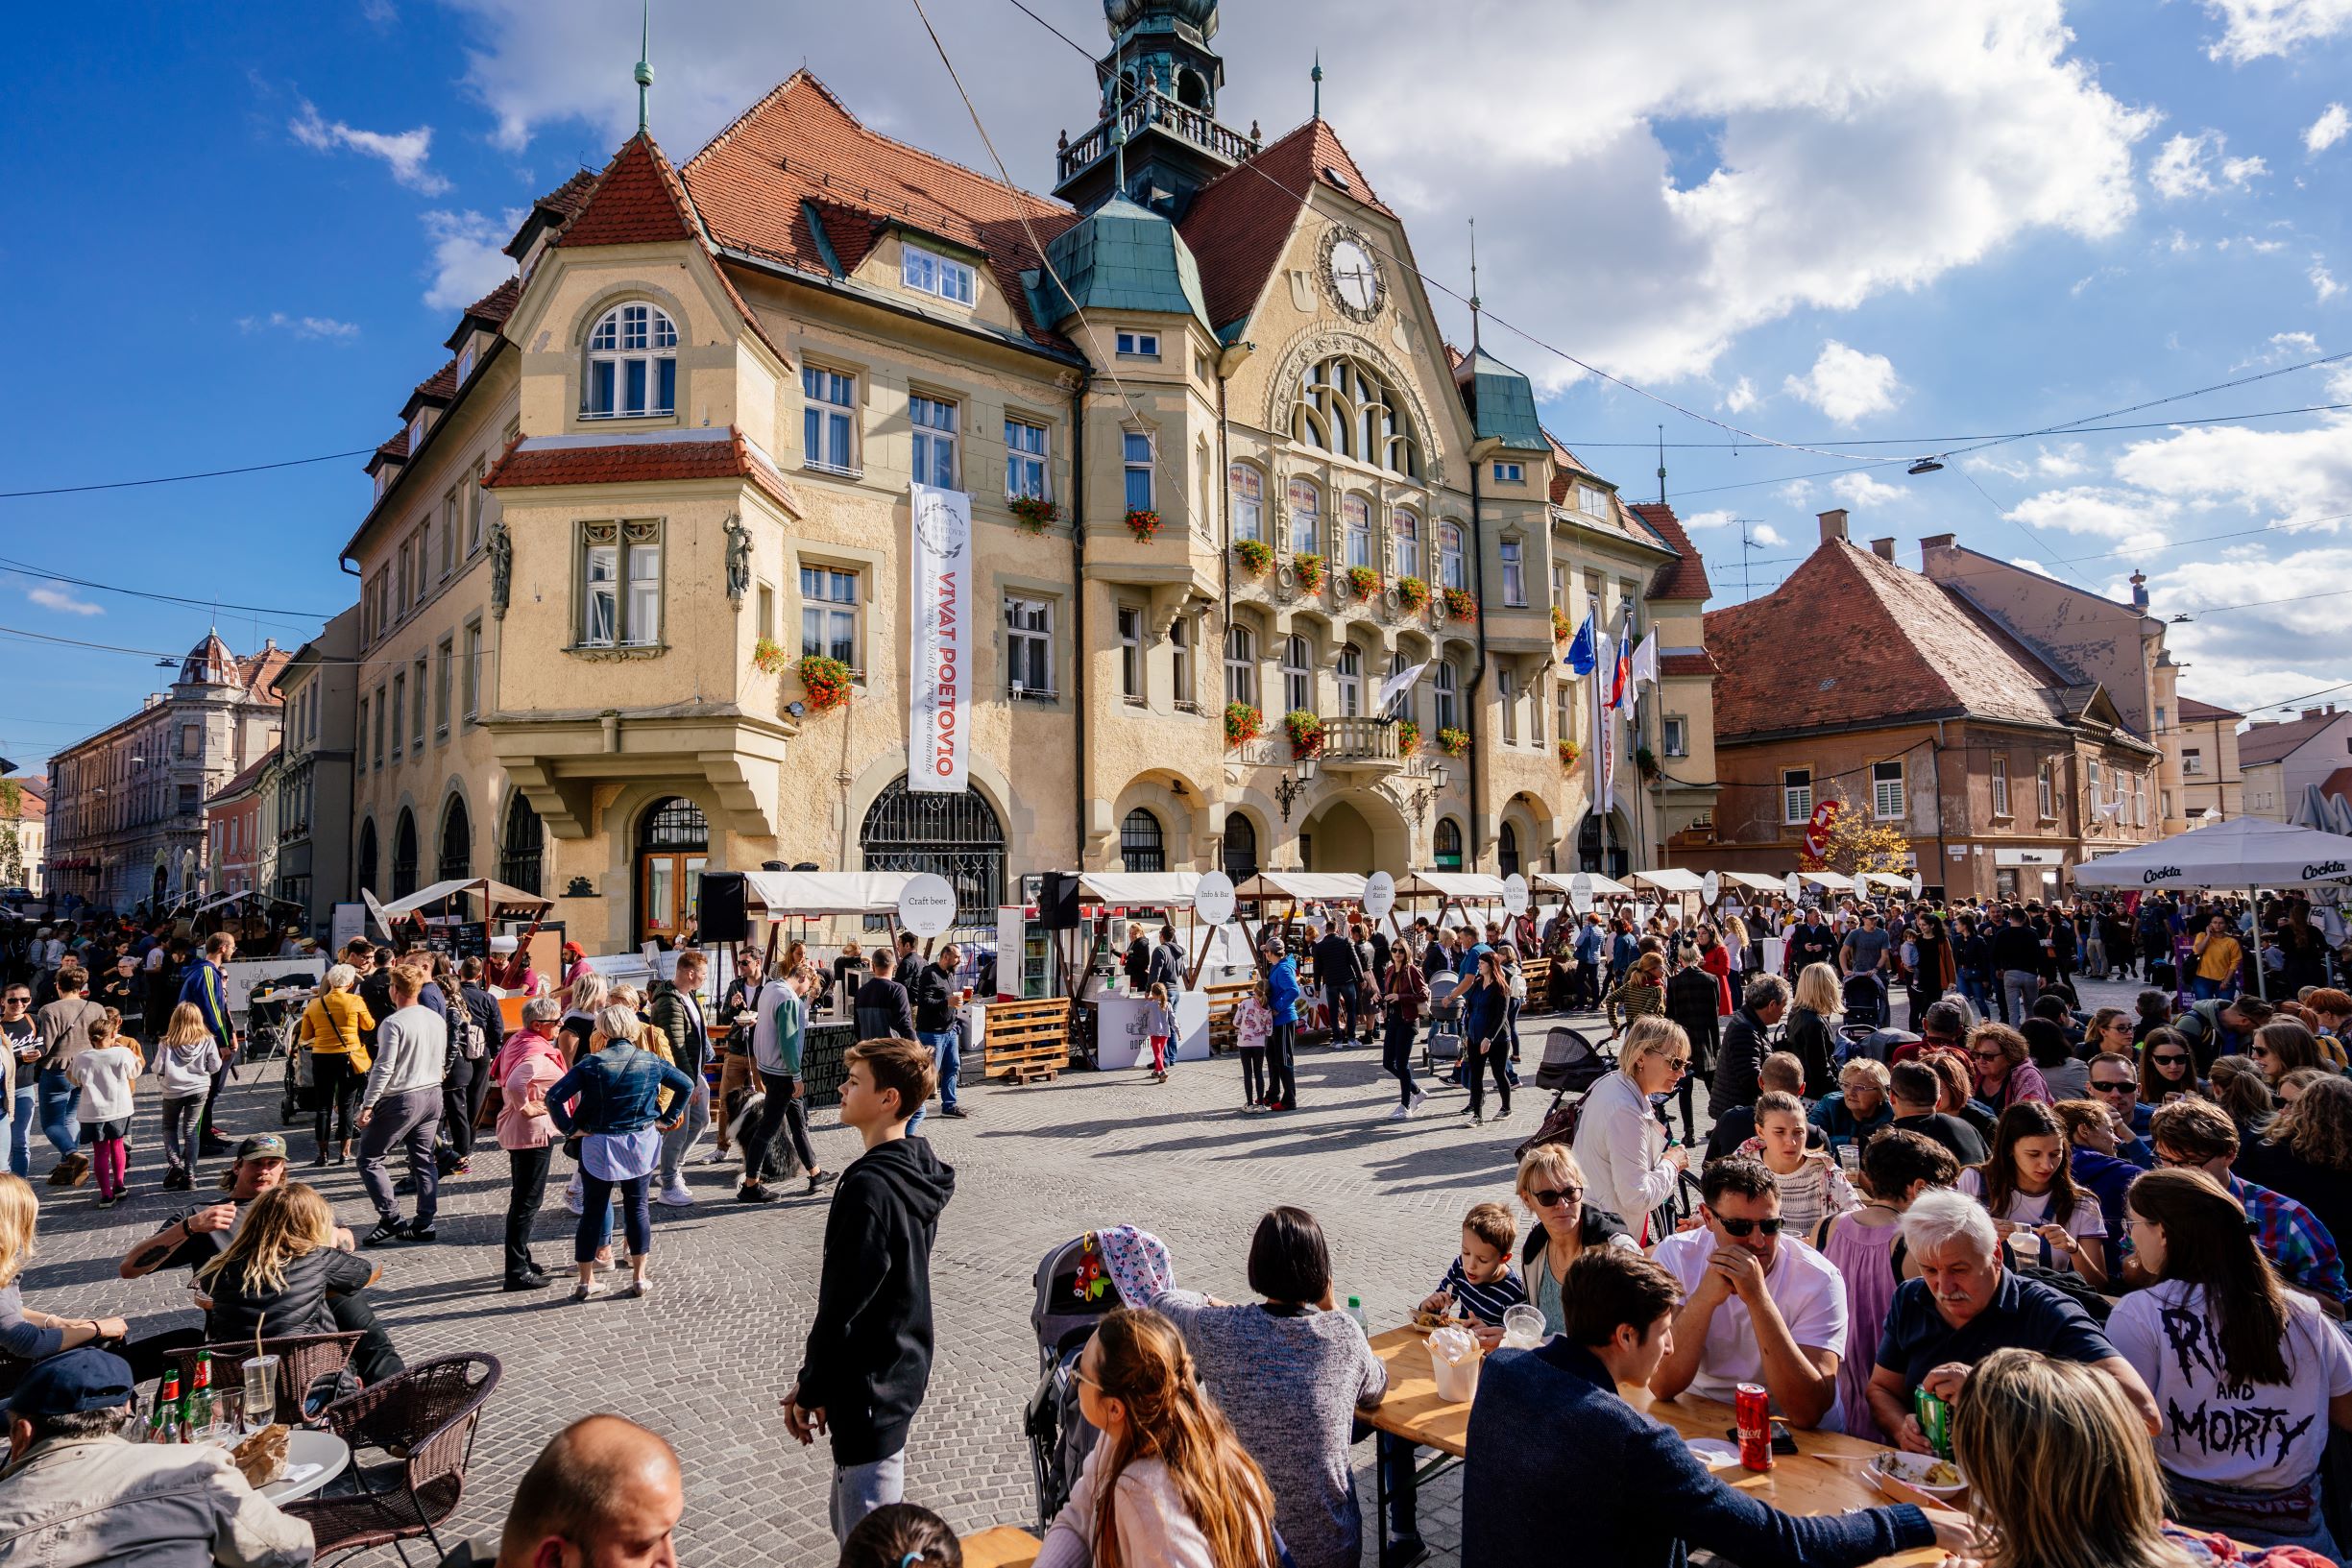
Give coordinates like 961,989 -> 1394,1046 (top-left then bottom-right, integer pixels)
958,1525 -> 1043,1567
1364,1327 -> 1941,1566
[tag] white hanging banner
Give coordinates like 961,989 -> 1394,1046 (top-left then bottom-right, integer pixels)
909,481 -> 974,794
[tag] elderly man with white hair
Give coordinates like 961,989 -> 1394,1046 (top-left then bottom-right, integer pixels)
1864,1188 -> 2156,1453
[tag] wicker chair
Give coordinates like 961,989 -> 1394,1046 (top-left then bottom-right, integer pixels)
284,1353 -> 500,1564
162,1332 -> 363,1426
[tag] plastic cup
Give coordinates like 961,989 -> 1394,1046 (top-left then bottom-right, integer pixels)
242,1357 -> 279,1426
1501,1304 -> 1546,1349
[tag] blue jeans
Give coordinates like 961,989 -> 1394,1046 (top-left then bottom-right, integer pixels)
36,1070 -> 78,1160
576,1170 -> 652,1263
8,1085 -> 32,1177
915,1028 -> 958,1130
2193,975 -> 2229,1001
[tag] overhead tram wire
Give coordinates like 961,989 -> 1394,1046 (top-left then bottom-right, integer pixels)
0,556 -> 330,622
1545,399 -> 2352,449
0,447 -> 374,500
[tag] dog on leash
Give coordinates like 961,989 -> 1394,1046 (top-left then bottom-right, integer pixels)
720,1085 -> 802,1182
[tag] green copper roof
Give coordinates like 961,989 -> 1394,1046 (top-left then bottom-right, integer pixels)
1034,196 -> 1213,333
1454,346 -> 1545,451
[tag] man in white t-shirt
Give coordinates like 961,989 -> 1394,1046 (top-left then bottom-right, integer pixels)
1647,1154 -> 1847,1430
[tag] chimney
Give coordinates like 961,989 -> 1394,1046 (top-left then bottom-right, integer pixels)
1870,537 -> 1896,562
2129,571 -> 2148,611
1818,509 -> 1850,545
2305,708 -> 2324,721
1920,532 -> 1955,554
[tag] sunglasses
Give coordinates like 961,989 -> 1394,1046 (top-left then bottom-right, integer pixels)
2090,1080 -> 2135,1094
2150,1053 -> 2190,1067
1970,1049 -> 2005,1062
1528,1187 -> 1584,1208
1714,1216 -> 1783,1238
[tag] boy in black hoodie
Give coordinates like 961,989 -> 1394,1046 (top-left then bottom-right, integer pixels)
781,1036 -> 956,1543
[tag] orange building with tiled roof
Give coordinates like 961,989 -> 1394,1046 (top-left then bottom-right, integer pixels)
323,1 -> 1718,949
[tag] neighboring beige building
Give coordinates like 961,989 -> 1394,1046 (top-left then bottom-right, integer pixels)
333,8 -> 1716,950
2241,705 -> 2352,822
271,610 -> 361,933
2166,695 -> 2244,826
0,782 -> 43,894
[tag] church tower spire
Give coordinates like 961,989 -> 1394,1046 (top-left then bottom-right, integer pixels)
1054,1 -> 1248,219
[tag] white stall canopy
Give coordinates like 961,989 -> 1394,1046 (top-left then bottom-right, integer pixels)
1628,868 -> 1705,894
2072,816 -> 2352,891
1858,872 -> 1913,893
376,877 -> 553,918
1233,872 -> 1370,904
1802,870 -> 1857,892
1396,872 -> 1509,900
1718,872 -> 1792,894
738,870 -> 919,915
1074,871 -> 1205,907
1534,871 -> 1637,900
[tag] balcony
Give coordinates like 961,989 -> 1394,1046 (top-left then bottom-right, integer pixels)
1316,714 -> 1403,776
1056,90 -> 1260,187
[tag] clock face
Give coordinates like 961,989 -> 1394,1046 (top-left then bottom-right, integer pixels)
1324,233 -> 1383,319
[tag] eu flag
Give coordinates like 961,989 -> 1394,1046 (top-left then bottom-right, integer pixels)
1563,612 -> 1597,675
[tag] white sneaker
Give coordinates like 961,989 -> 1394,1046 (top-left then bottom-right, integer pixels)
694,1147 -> 727,1165
1387,1104 -> 1411,1121
1409,1090 -> 1429,1113
657,1180 -> 693,1208
564,1177 -> 584,1217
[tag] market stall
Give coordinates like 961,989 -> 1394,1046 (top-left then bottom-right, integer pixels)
374,878 -> 558,1017
731,870 -> 938,1098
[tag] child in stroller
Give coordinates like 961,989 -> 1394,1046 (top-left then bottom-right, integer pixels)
1024,1226 -> 1174,1532
1840,970 -> 1888,1031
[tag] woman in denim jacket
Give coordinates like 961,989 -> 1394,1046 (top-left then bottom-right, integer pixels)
547,1003 -> 693,1303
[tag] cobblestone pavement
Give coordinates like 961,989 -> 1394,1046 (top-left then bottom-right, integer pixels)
23,977 -> 2144,1566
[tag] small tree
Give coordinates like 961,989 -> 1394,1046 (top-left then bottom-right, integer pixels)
1805,786 -> 1911,878
0,782 -> 20,888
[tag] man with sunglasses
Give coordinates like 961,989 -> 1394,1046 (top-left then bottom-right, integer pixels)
1645,1155 -> 1846,1430
2147,1098 -> 2349,1307
0,987 -> 30,1179
2083,1051 -> 2154,1165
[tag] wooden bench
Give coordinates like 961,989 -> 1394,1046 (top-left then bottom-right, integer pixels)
960,1526 -> 1042,1568
983,998 -> 1072,1085
1201,980 -> 1252,1053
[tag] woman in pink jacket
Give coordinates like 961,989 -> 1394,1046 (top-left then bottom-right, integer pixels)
495,996 -> 570,1291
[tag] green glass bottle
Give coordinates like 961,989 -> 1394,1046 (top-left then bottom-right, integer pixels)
184,1352 -> 215,1439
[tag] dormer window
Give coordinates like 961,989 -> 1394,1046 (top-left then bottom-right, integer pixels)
583,303 -> 678,420
456,338 -> 476,384
409,412 -> 427,448
902,243 -> 976,306
1116,331 -> 1160,358
1576,482 -> 1610,519
1492,461 -> 1524,484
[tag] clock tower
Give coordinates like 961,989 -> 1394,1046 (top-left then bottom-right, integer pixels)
1053,0 -> 1260,220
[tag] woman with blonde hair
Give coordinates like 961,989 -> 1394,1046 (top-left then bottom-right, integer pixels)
1784,963 -> 1843,1098
558,970 -> 610,1061
0,1173 -> 128,1361
1572,1016 -> 1692,1244
198,1181 -> 383,1345
297,963 -> 374,1167
546,1002 -> 693,1302
1952,1347 -> 2312,1568
152,1001 -> 223,1189
1514,1142 -> 1640,1338
1036,1307 -> 1281,1568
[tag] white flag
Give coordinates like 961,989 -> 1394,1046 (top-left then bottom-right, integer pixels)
1591,632 -> 1614,813
908,482 -> 974,794
1376,659 -> 1428,715
1629,629 -> 1660,694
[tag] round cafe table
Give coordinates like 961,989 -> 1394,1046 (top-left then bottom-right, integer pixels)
255,1429 -> 352,1505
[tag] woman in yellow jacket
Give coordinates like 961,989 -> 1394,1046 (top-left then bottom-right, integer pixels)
2191,913 -> 2243,1001
300,963 -> 376,1166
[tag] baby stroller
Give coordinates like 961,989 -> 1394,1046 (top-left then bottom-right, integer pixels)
1512,1027 -> 1616,1163
1841,971 -> 1888,1031
1025,1228 -> 1174,1532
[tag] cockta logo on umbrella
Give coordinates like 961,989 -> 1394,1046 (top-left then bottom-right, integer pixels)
2142,866 -> 2183,884
2302,859 -> 2348,880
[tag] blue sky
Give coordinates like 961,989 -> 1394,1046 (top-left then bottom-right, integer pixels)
5,0 -> 2350,776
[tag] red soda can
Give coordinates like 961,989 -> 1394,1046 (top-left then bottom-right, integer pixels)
1735,1383 -> 1774,1472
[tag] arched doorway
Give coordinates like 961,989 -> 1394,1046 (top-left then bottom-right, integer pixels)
636,798 -> 708,947
1575,808 -> 1631,880
497,794 -> 544,896
391,808 -> 419,898
1120,808 -> 1165,873
860,778 -> 1004,928
1498,821 -> 1520,879
1300,799 -> 1375,874
437,797 -> 472,883
1222,814 -> 1259,881
356,818 -> 378,896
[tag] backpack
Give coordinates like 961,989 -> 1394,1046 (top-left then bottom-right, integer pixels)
449,996 -> 487,1061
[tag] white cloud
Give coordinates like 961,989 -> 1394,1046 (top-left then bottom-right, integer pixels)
2200,0 -> 2352,62
361,0 -> 398,23
2307,103 -> 2351,155
2004,485 -> 2179,549
2268,330 -> 2322,358
289,97 -> 449,194
2150,131 -> 2266,199
2008,557 -> 2056,576
1683,509 -> 1739,529
421,209 -> 521,311
2140,543 -> 2352,712
1724,376 -> 1758,413
2071,265 -> 2125,296
236,311 -> 359,342
2167,229 -> 2198,253
1782,341 -> 1901,424
1751,523 -> 1787,547
22,582 -> 101,616
2315,260 -> 2346,302
446,0 -> 2157,385
1776,480 -> 1817,507
1831,470 -> 1906,509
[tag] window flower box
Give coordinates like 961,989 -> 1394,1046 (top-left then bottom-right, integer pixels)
1437,725 -> 1470,760
1295,552 -> 1327,594
751,637 -> 788,675
1345,566 -> 1381,602
796,655 -> 855,713
1284,710 -> 1324,758
1557,738 -> 1582,768
1552,605 -> 1573,642
1233,538 -> 1273,576
1125,507 -> 1162,543
1441,587 -> 1477,621
1396,575 -> 1430,614
1224,702 -> 1264,747
1398,719 -> 1421,755
1007,495 -> 1060,535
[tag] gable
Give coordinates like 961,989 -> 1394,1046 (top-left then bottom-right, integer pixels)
1179,118 -> 1396,336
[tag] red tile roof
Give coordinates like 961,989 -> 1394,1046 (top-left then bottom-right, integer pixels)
556,133 -> 697,249
365,429 -> 409,474
484,430 -> 801,517
1628,502 -> 1710,601
207,749 -> 279,807
681,72 -> 1078,347
446,277 -> 521,349
2319,766 -> 2352,801
400,358 -> 459,420
2,787 -> 44,822
1704,538 -> 2073,741
1179,118 -> 1395,332
1660,651 -> 1720,678
2178,694 -> 2244,722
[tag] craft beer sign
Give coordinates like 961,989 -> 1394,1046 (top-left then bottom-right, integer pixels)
909,482 -> 973,794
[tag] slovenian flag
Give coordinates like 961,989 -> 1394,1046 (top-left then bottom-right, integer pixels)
1607,626 -> 1634,712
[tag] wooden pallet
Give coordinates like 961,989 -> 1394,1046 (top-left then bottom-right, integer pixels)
1520,956 -> 1553,1013
984,998 -> 1072,1084
1201,980 -> 1253,1053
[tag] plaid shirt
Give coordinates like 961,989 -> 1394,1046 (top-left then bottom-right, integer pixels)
2231,1173 -> 2350,1306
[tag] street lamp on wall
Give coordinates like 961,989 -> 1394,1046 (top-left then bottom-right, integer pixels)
1274,754 -> 1321,823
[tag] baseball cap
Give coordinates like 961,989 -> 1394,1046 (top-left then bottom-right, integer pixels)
11,1347 -> 135,1418
234,1134 -> 289,1163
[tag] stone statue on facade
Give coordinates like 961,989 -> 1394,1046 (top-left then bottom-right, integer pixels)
487,521 -> 513,619
723,511 -> 752,607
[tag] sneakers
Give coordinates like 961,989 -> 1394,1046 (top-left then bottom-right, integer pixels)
625,1277 -> 651,1299
362,1220 -> 407,1247
95,1193 -> 119,1210
564,1179 -> 585,1217
939,1105 -> 970,1119
656,1180 -> 693,1208
1409,1090 -> 1429,1113
694,1147 -> 728,1165
737,1184 -> 778,1204
503,1273 -> 555,1291
571,1280 -> 606,1303
1386,1104 -> 1411,1122
403,1224 -> 438,1244
806,1170 -> 836,1195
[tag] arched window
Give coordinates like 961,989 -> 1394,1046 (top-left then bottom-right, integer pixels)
861,779 -> 1005,928
1388,651 -> 1417,724
437,796 -> 472,883
1222,814 -> 1258,881
1176,68 -> 1209,110
1224,625 -> 1258,707
1343,495 -> 1371,568
1434,817 -> 1465,871
1293,356 -> 1419,476
1394,509 -> 1420,580
1229,464 -> 1264,543
1434,661 -> 1459,732
1281,636 -> 1312,714
1286,478 -> 1320,556
1499,821 -> 1520,879
498,793 -> 544,896
1120,808 -> 1165,873
1336,645 -> 1362,717
583,302 -> 678,420
356,817 -> 378,895
1439,521 -> 1467,590
391,808 -> 419,899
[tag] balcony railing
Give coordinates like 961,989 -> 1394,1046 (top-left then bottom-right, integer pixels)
1318,715 -> 1401,768
1056,90 -> 1260,186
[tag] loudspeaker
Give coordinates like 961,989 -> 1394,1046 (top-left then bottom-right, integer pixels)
697,872 -> 753,943
1039,870 -> 1084,930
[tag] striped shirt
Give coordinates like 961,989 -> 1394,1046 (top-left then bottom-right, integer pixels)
1436,1258 -> 1530,1326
